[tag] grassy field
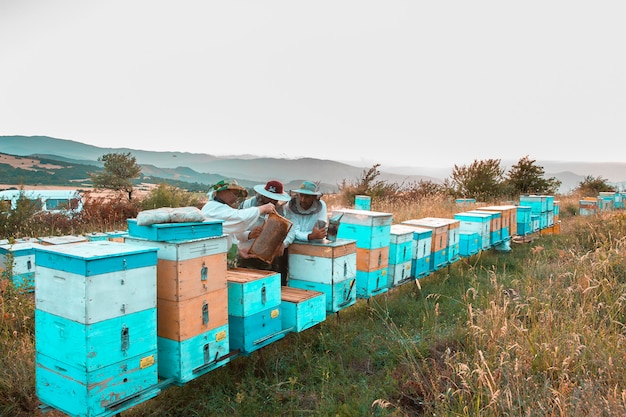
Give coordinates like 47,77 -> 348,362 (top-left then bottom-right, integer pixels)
2,195 -> 626,416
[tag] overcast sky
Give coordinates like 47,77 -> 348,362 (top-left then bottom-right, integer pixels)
1,1 -> 624,169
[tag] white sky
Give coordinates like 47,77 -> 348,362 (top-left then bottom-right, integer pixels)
1,1 -> 624,169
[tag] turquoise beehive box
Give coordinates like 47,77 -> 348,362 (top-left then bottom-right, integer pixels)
226,268 -> 285,355
127,219 -> 223,242
281,286 -> 326,332
332,209 -> 393,250
0,240 -> 40,290
34,241 -> 160,417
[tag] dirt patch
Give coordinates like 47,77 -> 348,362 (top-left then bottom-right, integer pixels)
0,153 -> 64,170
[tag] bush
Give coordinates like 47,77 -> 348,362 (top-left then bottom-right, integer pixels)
140,182 -> 203,210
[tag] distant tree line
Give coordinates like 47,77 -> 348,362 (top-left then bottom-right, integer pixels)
338,155 -> 615,206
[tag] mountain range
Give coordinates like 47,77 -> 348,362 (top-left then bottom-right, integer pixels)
1,135 -> 624,194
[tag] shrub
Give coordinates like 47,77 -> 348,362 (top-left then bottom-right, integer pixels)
140,182 -> 203,210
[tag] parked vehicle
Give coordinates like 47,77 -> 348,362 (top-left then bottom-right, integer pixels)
0,189 -> 83,216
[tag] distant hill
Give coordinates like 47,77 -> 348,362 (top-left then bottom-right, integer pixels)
0,136 -> 440,193
1,135 -> 624,194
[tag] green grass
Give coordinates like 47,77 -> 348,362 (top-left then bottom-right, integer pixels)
2,209 -> 626,416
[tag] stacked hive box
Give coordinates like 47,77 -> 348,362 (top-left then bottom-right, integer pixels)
467,210 -> 502,247
453,212 -> 491,251
416,218 -> 460,265
545,196 -> 555,226
458,231 -> 480,257
598,192 -> 616,212
38,235 -> 88,246
85,231 -> 110,242
479,205 -> 518,240
35,241 -> 160,417
226,268 -> 285,355
354,195 -> 371,210
124,230 -> 230,386
455,198 -> 476,205
516,205 -> 533,236
409,226 -> 433,278
520,195 -> 554,230
388,225 -> 415,286
280,286 -> 326,332
0,238 -> 41,290
478,205 -> 518,251
554,200 -> 560,222
106,230 -> 128,242
443,219 -> 460,264
287,239 -> 357,313
579,197 -> 598,216
401,218 -> 450,272
333,209 -> 393,299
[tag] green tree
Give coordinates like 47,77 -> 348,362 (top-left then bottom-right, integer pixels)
449,159 -> 505,202
0,188 -> 39,238
505,155 -> 561,195
575,175 -> 614,196
89,152 -> 141,200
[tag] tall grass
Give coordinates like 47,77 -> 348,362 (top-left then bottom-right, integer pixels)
1,196 -> 626,416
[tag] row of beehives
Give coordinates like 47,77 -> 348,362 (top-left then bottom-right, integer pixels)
2,195 -> 560,417
579,191 -> 626,216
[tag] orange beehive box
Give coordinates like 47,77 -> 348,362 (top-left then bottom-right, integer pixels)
157,287 -> 228,341
124,236 -> 228,302
401,218 -> 449,252
156,253 -> 227,301
356,247 -> 389,271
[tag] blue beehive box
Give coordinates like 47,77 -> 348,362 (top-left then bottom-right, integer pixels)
288,277 -> 356,313
455,198 -> 476,205
444,220 -> 460,264
226,268 -> 281,317
106,230 -> 128,242
531,214 -> 540,232
281,286 -> 326,332
389,225 -> 415,265
85,231 -> 110,241
430,248 -> 448,272
157,324 -> 231,385
388,261 -> 412,287
516,206 -> 533,236
401,218 -> 450,269
333,209 -> 393,249
0,240 -> 40,290
459,231 -> 480,257
467,210 -> 502,247
398,225 -> 432,278
354,195 -> 371,210
228,306 -> 285,354
519,195 -> 548,214
454,212 -> 491,251
35,308 -> 157,372
412,256 -> 431,279
356,268 -> 388,298
127,219 -> 223,242
34,241 -> 159,417
36,350 -> 160,417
